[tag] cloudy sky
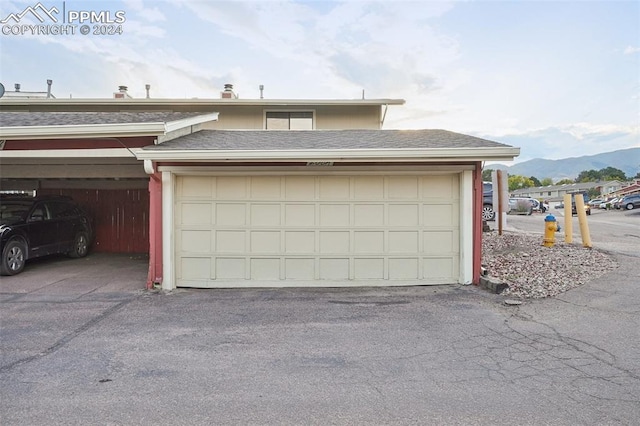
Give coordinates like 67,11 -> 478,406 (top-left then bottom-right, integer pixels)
0,0 -> 638,163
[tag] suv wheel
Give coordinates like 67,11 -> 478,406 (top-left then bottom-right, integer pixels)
626,203 -> 635,210
68,232 -> 89,258
1,240 -> 26,276
482,204 -> 495,221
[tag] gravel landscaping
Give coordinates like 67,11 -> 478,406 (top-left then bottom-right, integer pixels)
481,230 -> 619,299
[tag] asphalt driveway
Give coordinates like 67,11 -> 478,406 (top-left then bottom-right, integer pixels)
1,252 -> 639,425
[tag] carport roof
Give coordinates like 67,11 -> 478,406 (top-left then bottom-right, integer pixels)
137,129 -> 520,162
0,111 -> 218,139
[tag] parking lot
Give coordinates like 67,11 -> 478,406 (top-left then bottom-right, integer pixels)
1,209 -> 639,425
498,205 -> 640,257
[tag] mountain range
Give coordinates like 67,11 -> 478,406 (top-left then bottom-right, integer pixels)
490,148 -> 639,182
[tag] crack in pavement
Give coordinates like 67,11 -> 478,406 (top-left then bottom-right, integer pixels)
0,299 -> 133,374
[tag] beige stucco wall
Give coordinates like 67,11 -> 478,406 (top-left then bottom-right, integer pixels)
201,105 -> 382,130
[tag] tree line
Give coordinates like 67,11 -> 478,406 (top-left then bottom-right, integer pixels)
483,166 -> 639,193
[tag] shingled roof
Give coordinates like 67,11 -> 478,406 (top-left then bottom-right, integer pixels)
137,129 -> 520,163
0,111 -> 207,127
145,129 -> 510,151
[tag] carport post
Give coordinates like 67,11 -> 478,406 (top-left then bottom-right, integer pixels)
146,172 -> 163,289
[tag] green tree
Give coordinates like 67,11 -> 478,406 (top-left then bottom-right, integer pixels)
587,188 -> 601,198
529,176 -> 541,187
598,167 -> 627,181
482,168 -> 494,182
576,169 -> 601,183
508,175 -> 535,192
555,178 -> 574,185
540,177 -> 554,186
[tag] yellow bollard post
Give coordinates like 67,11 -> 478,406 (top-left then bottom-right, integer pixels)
563,194 -> 572,244
574,194 -> 592,248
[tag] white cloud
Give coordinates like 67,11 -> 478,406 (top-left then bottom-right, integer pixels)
476,123 -> 640,163
623,46 -> 640,54
123,0 -> 167,22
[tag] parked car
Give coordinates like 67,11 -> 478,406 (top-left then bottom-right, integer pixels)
529,198 -> 547,213
507,197 -> 534,215
568,191 -> 591,216
599,198 -> 618,209
587,199 -> 603,207
482,182 -> 495,221
0,195 -> 93,276
613,198 -> 624,209
619,194 -> 640,210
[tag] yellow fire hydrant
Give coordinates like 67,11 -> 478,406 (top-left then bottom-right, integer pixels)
543,214 -> 558,247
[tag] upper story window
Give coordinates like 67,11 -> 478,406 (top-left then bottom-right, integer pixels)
265,111 -> 313,130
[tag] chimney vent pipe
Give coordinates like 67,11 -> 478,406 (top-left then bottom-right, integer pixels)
221,83 -> 237,99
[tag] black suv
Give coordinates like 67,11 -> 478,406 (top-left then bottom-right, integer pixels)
482,182 -> 495,221
0,195 -> 93,275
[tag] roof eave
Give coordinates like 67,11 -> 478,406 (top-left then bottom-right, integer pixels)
0,113 -> 218,140
136,147 -> 521,162
0,122 -> 166,140
0,98 -> 406,107
165,112 -> 219,133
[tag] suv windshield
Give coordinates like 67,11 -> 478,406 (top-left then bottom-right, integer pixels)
0,201 -> 32,223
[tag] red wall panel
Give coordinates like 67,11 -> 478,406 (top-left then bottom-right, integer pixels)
38,188 -> 149,254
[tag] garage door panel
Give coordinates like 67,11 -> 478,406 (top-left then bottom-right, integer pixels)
216,231 -> 246,253
180,176 -> 214,198
285,258 -> 315,279
354,204 -> 384,226
389,204 -> 419,226
354,231 -> 384,253
180,203 -> 212,225
320,231 -> 350,253
250,231 -> 281,253
424,231 -> 456,254
319,259 -> 349,280
389,258 -> 420,279
285,204 -> 315,226
251,177 -> 281,199
354,176 -> 384,199
422,175 -> 458,198
389,231 -> 419,253
251,258 -> 280,280
216,204 -> 247,226
181,257 -> 211,280
319,177 -> 350,199
285,231 -> 315,253
216,177 -> 247,199
320,204 -> 350,226
423,204 -> 455,225
354,258 -> 384,279
176,174 -> 460,287
251,204 -> 281,226
424,257 -> 456,280
181,230 -> 211,253
285,177 -> 315,199
216,258 -> 245,279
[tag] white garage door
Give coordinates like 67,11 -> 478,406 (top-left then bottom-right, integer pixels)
175,174 -> 460,287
